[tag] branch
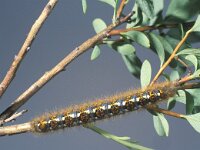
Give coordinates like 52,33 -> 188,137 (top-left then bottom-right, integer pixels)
0,122 -> 31,136
150,30 -> 191,85
116,0 -> 127,19
0,102 -> 188,136
109,21 -> 194,36
146,105 -> 184,119
0,109 -> 28,125
0,12 -> 134,122
0,0 -> 58,98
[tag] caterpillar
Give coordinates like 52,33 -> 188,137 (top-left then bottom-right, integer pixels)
31,81 -> 178,133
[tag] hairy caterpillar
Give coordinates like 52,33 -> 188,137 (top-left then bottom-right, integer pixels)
31,82 -> 178,133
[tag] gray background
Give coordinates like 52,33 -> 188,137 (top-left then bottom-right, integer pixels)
0,1 -> 199,150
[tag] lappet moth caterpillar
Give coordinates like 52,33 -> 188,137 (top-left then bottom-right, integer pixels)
31,81 -> 178,133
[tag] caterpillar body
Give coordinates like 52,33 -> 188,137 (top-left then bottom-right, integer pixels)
31,82 -> 178,133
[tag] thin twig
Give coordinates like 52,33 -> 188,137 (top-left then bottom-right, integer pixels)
0,12 -> 134,122
179,82 -> 200,90
109,21 -> 194,36
0,110 -> 28,125
150,30 -> 191,86
146,105 -> 184,119
0,0 -> 58,98
116,0 -> 127,19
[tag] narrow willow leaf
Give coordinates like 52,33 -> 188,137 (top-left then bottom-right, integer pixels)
86,124 -> 153,150
149,33 -> 165,66
183,113 -> 200,133
91,45 -> 101,61
185,91 -> 194,115
112,0 -> 118,22
175,90 -> 186,104
153,113 -> 169,136
136,0 -> 154,19
98,0 -> 116,8
190,15 -> 200,32
150,0 -> 164,25
170,70 -> 180,81
157,36 -> 178,68
93,18 -> 107,33
107,41 -> 135,55
126,3 -> 143,28
121,31 -> 150,48
122,54 -> 142,79
167,98 -> 176,110
186,88 -> 200,106
193,106 -> 200,114
191,69 -> 200,79
165,0 -> 200,22
140,60 -> 151,88
82,0 -> 87,14
176,48 -> 200,57
157,35 -> 173,54
185,55 -> 198,71
164,35 -> 189,50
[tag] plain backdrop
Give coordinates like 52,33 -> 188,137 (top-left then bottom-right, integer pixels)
0,1 -> 199,150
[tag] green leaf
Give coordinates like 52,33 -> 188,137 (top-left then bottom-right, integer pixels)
185,55 -> 198,71
165,0 -> 200,22
193,106 -> 200,114
185,91 -> 194,115
176,48 -> 200,57
107,41 -> 135,55
126,3 -> 143,28
85,124 -> 153,150
175,90 -> 186,104
167,98 -> 176,110
98,0 -> 116,8
136,0 -> 155,19
186,88 -> 200,106
164,35 -> 190,50
121,31 -> 150,48
191,69 -> 200,79
170,70 -> 180,81
150,0 -> 164,25
91,45 -> 101,61
149,33 -> 165,66
140,60 -> 151,88
189,15 -> 200,32
122,54 -> 142,79
93,18 -> 107,33
153,113 -> 169,136
183,113 -> 200,133
157,35 -> 173,54
81,0 -> 87,14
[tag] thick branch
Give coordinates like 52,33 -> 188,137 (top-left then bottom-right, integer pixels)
0,12 -> 133,121
0,122 -> 31,136
0,0 -> 58,98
